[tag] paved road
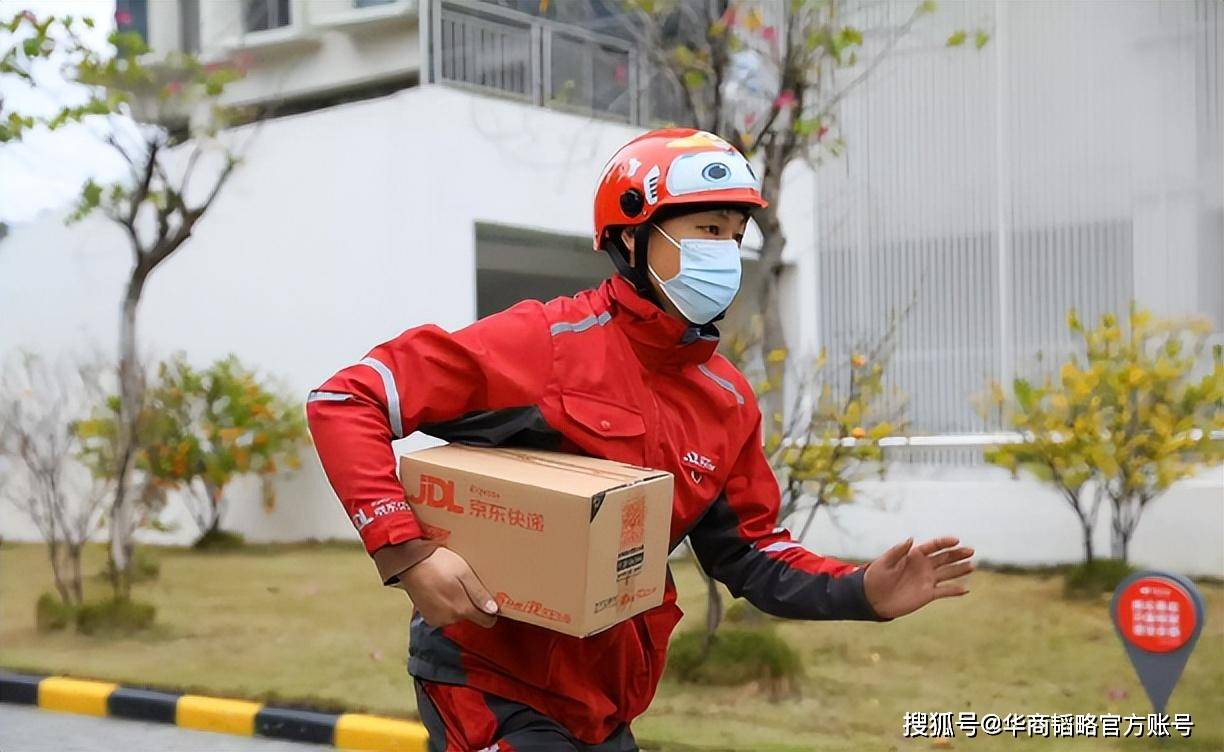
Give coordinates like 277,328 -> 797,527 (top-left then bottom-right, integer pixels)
0,705 -> 333,752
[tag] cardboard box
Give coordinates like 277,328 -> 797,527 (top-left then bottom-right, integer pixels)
399,444 -> 673,638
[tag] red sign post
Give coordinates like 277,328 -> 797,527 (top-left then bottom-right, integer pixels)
1111,571 -> 1206,715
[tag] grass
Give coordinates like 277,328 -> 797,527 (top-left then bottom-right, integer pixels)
1,540 -> 1220,751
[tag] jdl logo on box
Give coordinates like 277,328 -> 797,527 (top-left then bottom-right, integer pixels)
408,474 -> 465,515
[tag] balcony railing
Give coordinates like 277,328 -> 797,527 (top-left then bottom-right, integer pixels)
428,0 -> 648,124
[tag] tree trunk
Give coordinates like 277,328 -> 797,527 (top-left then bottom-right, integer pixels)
799,498 -> 826,542
1110,502 -> 1127,562
45,539 -> 70,604
1111,522 -> 1130,563
206,481 -> 224,535
753,201 -> 789,436
109,269 -> 149,602
689,541 -> 723,653
1066,491 -> 1095,565
743,176 -> 786,630
191,482 -> 226,546
702,568 -> 722,656
68,543 -> 84,606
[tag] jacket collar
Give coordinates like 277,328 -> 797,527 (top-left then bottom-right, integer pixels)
599,275 -> 719,371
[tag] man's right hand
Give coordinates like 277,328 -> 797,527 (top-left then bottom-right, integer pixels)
392,547 -> 500,628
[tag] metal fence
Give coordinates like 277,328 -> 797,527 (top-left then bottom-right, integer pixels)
428,0 -> 641,124
813,430 -> 1224,468
815,0 -> 1223,452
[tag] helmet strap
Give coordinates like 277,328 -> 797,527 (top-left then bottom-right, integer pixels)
603,225 -> 662,308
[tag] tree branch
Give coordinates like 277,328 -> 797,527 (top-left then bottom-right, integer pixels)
810,2 -> 924,126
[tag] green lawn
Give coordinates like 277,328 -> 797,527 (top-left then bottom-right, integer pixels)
1,541 -> 1220,751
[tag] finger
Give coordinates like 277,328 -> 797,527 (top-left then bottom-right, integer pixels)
931,583 -> 970,599
929,546 -> 975,569
463,604 -> 498,629
934,560 -> 975,582
882,537 -> 914,567
457,568 -> 500,616
915,536 -> 960,556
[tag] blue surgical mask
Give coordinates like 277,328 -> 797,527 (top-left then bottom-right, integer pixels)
648,225 -> 743,325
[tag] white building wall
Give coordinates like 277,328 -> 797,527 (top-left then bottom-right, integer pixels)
801,465 -> 1224,578
815,0 -> 1223,435
0,81 -> 1219,574
0,85 -> 654,545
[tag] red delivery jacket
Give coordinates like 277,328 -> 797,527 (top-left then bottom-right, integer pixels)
306,274 -> 890,745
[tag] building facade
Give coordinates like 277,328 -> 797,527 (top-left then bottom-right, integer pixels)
1,0 -> 1220,574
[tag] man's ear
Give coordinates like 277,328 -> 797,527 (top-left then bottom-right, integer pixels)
620,227 -> 636,264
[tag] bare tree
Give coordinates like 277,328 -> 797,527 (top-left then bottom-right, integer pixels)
0,352 -> 114,606
3,14 -> 257,597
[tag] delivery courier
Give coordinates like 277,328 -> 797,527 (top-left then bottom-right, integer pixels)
306,128 -> 976,752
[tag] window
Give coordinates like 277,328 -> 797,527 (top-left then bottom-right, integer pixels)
179,0 -> 200,53
548,32 -> 631,119
354,0 -> 397,6
244,0 -> 291,32
114,0 -> 148,43
475,224 -> 609,318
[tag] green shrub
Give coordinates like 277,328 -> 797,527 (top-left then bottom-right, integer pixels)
723,600 -> 749,624
722,599 -> 782,625
667,627 -> 804,689
1064,559 -> 1135,599
75,597 -> 156,635
35,593 -> 76,632
134,548 -> 162,580
93,547 -> 161,584
192,528 -> 246,551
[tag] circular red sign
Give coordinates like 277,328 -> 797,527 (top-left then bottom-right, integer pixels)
1115,576 -> 1197,653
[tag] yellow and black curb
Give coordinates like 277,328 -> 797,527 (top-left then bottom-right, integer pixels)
0,671 -> 428,751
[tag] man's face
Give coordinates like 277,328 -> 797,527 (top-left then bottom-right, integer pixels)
619,207 -> 749,323
646,208 -> 749,282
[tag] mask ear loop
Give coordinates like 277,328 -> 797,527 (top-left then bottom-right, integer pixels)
651,223 -> 682,250
644,223 -> 680,288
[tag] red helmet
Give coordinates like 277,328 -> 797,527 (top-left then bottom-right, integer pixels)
593,128 -> 768,250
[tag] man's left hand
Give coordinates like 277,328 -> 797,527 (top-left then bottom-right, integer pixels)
862,536 -> 975,620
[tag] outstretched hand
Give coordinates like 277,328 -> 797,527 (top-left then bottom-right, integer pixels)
863,536 -> 975,620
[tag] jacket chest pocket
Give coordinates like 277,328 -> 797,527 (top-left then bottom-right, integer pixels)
557,390 -> 647,467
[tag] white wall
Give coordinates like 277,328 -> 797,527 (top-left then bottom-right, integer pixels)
812,0 -> 1223,436
0,85 -> 1219,576
798,465 -> 1224,578
0,84 -> 647,547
